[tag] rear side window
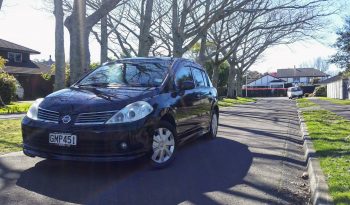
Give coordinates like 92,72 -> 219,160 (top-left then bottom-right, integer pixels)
175,66 -> 193,89
192,68 -> 205,87
201,71 -> 211,87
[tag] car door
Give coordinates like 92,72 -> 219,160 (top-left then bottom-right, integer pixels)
173,65 -> 199,140
191,67 -> 210,132
200,70 -> 215,129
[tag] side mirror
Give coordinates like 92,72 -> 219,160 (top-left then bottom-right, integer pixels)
179,80 -> 195,91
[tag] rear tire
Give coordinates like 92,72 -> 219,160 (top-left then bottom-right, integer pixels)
150,121 -> 177,169
207,112 -> 218,139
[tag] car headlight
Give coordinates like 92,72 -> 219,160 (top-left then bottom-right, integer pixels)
26,98 -> 44,120
106,101 -> 153,124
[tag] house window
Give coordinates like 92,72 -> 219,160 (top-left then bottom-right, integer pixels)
8,52 -> 22,63
293,77 -> 300,82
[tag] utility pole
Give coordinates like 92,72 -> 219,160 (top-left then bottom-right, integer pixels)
245,74 -> 248,97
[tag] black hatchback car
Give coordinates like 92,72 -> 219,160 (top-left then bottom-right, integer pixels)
22,57 -> 219,167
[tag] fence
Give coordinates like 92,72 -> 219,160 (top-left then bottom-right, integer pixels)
242,88 -> 287,97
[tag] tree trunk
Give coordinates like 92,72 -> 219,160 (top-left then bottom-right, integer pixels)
197,34 -> 207,65
227,63 -> 237,99
0,96 -> 5,107
100,5 -> 108,63
138,0 -> 154,57
197,0 -> 210,65
65,0 -> 87,85
236,69 -> 243,97
0,0 -> 3,11
211,63 -> 220,88
53,0 -> 66,91
171,0 -> 184,58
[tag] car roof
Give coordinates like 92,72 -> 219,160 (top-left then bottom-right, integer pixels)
111,57 -> 203,71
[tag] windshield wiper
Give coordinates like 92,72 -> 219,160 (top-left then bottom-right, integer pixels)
77,83 -> 110,87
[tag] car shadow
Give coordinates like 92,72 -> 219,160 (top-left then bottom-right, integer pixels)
16,137 -> 252,205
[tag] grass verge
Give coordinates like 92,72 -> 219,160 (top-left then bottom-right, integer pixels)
299,107 -> 350,204
318,97 -> 350,105
218,97 -> 256,107
0,119 -> 22,154
296,98 -> 318,108
0,102 -> 32,115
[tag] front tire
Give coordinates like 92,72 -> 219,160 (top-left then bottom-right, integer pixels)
150,121 -> 177,168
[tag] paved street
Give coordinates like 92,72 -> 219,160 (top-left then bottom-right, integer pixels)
309,98 -> 350,120
0,98 -> 310,205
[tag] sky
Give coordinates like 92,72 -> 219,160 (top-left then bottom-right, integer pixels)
0,0 -> 348,74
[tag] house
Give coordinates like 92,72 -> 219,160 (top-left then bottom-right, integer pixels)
244,74 -> 286,88
276,68 -> 328,86
0,38 -> 54,99
320,75 -> 349,99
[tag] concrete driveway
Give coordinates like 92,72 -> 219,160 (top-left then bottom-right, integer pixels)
0,98 -> 310,205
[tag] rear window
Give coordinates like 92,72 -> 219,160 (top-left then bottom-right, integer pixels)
291,87 -> 302,91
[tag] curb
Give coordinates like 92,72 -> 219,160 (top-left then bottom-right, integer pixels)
297,108 -> 334,205
0,151 -> 23,157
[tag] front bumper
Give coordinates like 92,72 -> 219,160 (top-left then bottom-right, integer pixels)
21,117 -> 156,162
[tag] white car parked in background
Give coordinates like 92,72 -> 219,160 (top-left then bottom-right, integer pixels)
15,80 -> 24,100
287,87 -> 303,99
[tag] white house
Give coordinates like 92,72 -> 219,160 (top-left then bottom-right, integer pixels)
320,75 -> 349,99
276,68 -> 328,86
244,74 -> 285,88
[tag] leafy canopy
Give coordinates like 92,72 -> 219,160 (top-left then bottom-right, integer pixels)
330,17 -> 350,75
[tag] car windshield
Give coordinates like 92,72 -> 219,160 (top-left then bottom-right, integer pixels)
77,62 -> 170,87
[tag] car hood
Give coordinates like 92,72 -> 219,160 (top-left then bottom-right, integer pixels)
39,86 -> 158,114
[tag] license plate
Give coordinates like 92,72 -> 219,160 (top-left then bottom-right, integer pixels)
49,133 -> 77,146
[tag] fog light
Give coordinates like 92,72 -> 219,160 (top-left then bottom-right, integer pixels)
120,142 -> 128,150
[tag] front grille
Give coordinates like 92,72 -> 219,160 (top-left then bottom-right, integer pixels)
37,108 -> 59,123
75,111 -> 117,125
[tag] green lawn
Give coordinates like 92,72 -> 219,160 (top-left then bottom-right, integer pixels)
0,102 -> 32,115
298,99 -> 350,204
318,97 -> 350,105
0,119 -> 22,154
218,97 -> 256,107
296,98 -> 318,108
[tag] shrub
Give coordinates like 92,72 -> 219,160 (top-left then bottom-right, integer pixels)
0,72 -> 17,104
313,86 -> 327,97
304,93 -> 310,97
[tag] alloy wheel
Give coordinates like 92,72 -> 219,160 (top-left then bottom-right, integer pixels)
151,128 -> 175,164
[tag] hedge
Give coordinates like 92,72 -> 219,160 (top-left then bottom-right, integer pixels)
313,86 -> 326,97
0,72 -> 17,105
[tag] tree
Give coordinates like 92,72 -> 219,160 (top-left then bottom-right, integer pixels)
64,0 -> 123,84
169,0 -> 250,57
224,0 -> 331,98
330,17 -> 350,73
89,0 -> 160,58
100,0 -> 108,63
53,0 -> 66,91
0,57 -> 5,70
314,57 -> 329,72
